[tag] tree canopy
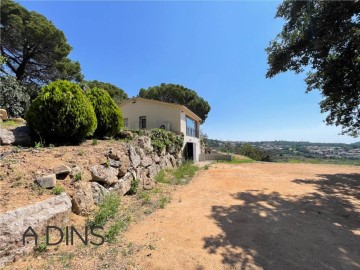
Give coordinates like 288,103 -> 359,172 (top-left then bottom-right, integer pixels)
83,80 -> 128,106
139,83 -> 211,123
0,0 -> 83,84
266,0 -> 360,137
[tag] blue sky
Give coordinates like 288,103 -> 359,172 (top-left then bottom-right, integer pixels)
19,1 -> 358,143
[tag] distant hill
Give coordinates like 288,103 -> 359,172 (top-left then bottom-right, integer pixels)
351,141 -> 360,145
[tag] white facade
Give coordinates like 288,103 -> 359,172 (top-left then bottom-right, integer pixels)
119,98 -> 202,162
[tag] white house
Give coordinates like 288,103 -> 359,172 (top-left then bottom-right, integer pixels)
119,97 -> 202,162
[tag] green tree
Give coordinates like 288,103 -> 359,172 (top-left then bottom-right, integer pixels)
26,81 -> 97,144
86,88 -> 124,138
139,83 -> 211,123
266,1 -> 360,137
0,76 -> 30,117
0,0 -> 83,84
83,80 -> 128,106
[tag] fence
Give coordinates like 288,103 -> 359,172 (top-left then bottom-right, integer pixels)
199,153 -> 232,161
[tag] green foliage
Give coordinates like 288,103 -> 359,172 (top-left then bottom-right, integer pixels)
238,144 -> 272,162
0,76 -> 30,117
128,178 -> 139,195
158,196 -> 170,209
172,161 -> 199,184
0,0 -> 83,84
26,80 -> 97,144
139,83 -> 211,123
35,241 -> 47,253
266,1 -> 360,137
149,128 -> 184,154
155,162 -> 199,185
89,193 -> 120,227
154,170 -> 167,183
105,214 -> 131,243
219,156 -> 255,164
52,185 -> 65,195
85,88 -> 123,138
92,139 -> 98,145
82,80 -> 128,106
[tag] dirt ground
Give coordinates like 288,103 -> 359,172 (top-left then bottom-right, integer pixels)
124,162 -> 360,270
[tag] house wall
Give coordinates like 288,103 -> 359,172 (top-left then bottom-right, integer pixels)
120,99 -> 182,133
120,99 -> 201,162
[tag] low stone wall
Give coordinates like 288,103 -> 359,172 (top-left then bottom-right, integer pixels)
0,193 -> 72,266
199,153 -> 232,161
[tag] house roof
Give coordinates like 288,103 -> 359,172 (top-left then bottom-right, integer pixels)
119,97 -> 202,122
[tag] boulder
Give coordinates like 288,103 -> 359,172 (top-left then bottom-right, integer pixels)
36,174 -> 57,189
139,148 -> 153,168
91,182 -> 110,205
0,126 -> 31,146
0,193 -> 71,266
109,159 -> 120,168
118,155 -> 130,177
10,118 -> 26,124
152,153 -> 160,163
0,109 -> 8,120
71,182 -> 94,215
107,144 -> 128,160
147,164 -> 160,179
53,165 -> 71,176
134,136 -> 153,151
89,165 -> 119,186
111,172 -> 133,195
142,178 -> 156,190
169,155 -> 177,168
129,145 -> 140,168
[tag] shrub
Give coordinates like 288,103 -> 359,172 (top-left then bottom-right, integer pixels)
89,193 -> 120,227
52,185 -> 65,195
0,76 -> 30,117
128,178 -> 139,195
149,129 -> 184,154
86,88 -> 123,138
26,80 -> 97,144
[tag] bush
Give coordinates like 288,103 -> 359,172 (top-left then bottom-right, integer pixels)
85,88 -> 123,138
0,76 -> 30,117
26,80 -> 97,144
149,129 -> 184,154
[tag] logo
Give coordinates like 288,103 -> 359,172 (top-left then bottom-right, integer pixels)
23,225 -> 105,246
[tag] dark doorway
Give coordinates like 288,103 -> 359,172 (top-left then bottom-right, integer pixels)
185,142 -> 194,160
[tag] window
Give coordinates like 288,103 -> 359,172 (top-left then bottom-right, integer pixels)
124,118 -> 129,128
139,116 -> 146,129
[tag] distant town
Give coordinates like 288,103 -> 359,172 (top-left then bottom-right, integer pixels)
207,139 -> 360,162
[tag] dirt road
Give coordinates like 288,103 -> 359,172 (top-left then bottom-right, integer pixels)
125,162 -> 360,270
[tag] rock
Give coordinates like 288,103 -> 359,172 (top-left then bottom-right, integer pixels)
118,155 -> 130,177
36,174 -> 57,189
159,157 -> 167,170
91,182 -> 110,205
90,165 -> 119,186
147,164 -> 159,179
70,166 -> 82,177
139,148 -> 153,168
0,126 -> 31,146
109,159 -> 120,168
107,144 -> 128,160
0,109 -> 8,120
0,193 -> 71,267
129,145 -> 140,168
111,172 -> 133,195
142,178 -> 156,190
135,136 -> 153,151
53,165 -> 71,176
152,153 -> 160,163
11,118 -> 26,124
169,155 -> 177,168
71,182 -> 94,215
136,167 -> 148,182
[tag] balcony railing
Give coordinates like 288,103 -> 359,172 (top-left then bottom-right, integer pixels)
186,127 -> 199,138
